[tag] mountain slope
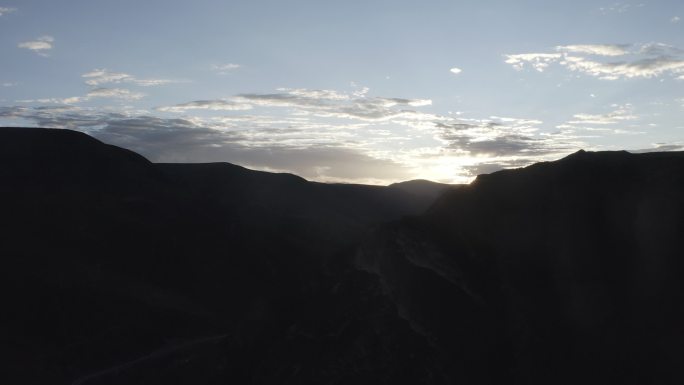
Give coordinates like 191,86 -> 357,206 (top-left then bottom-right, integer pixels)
0,127 -> 456,385
357,149 -> 684,385
4,127 -> 684,384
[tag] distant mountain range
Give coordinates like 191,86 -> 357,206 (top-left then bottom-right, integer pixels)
2,127 -> 683,385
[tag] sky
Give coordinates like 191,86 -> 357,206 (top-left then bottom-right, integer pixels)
1,0 -> 683,184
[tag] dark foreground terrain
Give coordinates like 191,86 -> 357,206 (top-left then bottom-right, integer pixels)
1,127 -> 683,385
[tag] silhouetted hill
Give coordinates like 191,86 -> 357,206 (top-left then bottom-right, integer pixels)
357,149 -> 684,385
389,179 -> 460,201
0,127 -> 453,385
3,127 -> 684,384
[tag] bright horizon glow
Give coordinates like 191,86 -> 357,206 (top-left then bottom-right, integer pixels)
1,0 -> 683,184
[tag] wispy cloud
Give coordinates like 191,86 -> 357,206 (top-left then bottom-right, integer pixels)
85,88 -> 145,100
555,104 -> 645,136
0,6 -> 16,16
567,104 -> 637,125
598,2 -> 644,14
556,44 -> 629,56
157,100 -> 253,112
671,16 -> 680,23
212,63 -> 241,74
506,43 -> 684,80
450,67 -> 462,75
18,88 -> 145,105
82,69 -> 175,87
160,88 -> 434,122
18,36 -> 54,56
630,143 -> 684,153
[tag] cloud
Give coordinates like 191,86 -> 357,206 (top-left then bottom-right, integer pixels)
2,82 -> 17,87
556,44 -> 629,56
2,87 -> 590,184
86,88 -> 145,100
505,53 -> 563,72
157,100 -> 253,112
212,63 -> 241,74
562,55 -> 684,80
450,67 -> 462,75
506,42 -> 684,80
638,42 -> 684,57
630,143 -> 684,153
0,6 -> 16,16
671,16 -> 680,23
17,88 -> 145,105
438,117 -> 575,157
0,107 -> 412,184
598,2 -> 644,14
160,88 -> 435,123
18,36 -> 54,56
556,104 -> 646,136
567,104 -> 637,125
82,69 -> 175,87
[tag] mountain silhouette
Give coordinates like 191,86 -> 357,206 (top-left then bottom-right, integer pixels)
0,127 -> 455,385
358,148 -> 684,385
2,127 -> 684,384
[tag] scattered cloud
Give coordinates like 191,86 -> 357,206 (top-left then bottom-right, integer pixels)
598,2 -> 644,15
567,104 -> 637,125
160,88 -> 435,123
630,143 -> 684,153
18,36 -> 54,56
86,88 -> 145,100
82,69 -> 175,87
0,106 -> 412,184
17,88 -> 145,105
556,104 -> 646,136
506,43 -> 684,80
2,85 -> 591,184
157,100 -> 253,112
505,53 -> 562,72
671,16 -> 680,23
556,44 -> 629,57
212,63 -> 241,74
0,6 -> 16,16
562,55 -> 684,80
438,116 -> 575,158
450,67 -> 462,75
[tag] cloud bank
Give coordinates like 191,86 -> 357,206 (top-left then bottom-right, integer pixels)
2,86 -> 589,184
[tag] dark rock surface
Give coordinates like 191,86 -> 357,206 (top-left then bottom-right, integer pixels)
2,127 -> 684,384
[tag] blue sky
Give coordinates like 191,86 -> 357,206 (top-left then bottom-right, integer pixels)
1,0 -> 683,183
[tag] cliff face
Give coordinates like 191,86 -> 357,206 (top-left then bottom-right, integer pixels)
357,150 -> 684,385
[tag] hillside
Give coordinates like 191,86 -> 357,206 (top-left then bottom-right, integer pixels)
2,127 -> 684,384
358,149 -> 684,385
0,127 -> 454,385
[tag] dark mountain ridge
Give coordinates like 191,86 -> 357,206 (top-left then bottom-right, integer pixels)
357,148 -> 684,385
0,127 -> 456,385
2,127 -> 684,384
